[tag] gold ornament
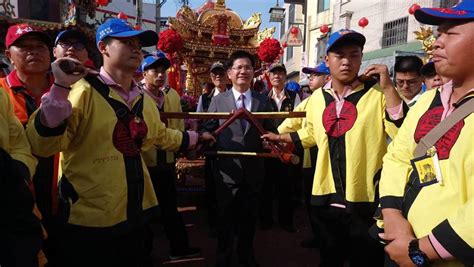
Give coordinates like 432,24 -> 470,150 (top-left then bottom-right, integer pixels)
414,26 -> 435,62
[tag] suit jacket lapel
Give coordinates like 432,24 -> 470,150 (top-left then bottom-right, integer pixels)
223,90 -> 238,110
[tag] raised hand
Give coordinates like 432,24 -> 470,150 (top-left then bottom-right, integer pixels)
51,58 -> 88,88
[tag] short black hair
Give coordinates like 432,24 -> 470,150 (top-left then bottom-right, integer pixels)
227,50 -> 255,69
394,56 -> 423,74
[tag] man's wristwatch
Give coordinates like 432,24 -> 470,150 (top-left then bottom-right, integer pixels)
409,239 -> 430,267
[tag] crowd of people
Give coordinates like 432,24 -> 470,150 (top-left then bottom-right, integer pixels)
0,1 -> 473,267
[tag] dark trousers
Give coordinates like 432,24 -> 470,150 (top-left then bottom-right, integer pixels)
148,166 -> 189,252
204,158 -> 218,230
57,226 -> 151,267
314,205 -> 385,267
33,156 -> 59,266
303,167 -> 322,243
0,233 -> 42,267
260,158 -> 295,226
215,181 -> 258,267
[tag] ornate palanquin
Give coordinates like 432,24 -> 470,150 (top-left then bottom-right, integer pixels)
168,0 -> 275,96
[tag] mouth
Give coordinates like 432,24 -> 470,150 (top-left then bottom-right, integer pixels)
431,54 -> 444,62
340,70 -> 351,75
26,59 -> 42,64
65,54 -> 78,59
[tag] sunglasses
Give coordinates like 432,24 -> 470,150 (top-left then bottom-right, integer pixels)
58,41 -> 86,51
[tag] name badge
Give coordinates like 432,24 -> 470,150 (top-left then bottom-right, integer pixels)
410,146 -> 443,187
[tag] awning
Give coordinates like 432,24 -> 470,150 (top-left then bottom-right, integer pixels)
360,41 -> 424,75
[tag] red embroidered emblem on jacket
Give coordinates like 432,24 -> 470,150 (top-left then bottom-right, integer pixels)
322,101 -> 358,137
113,115 -> 148,157
414,106 -> 464,160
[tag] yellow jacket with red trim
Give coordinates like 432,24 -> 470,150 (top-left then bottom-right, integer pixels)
26,78 -> 186,229
292,82 -> 403,208
379,89 -> 474,267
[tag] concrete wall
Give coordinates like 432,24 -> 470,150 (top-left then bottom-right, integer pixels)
332,0 -> 436,53
282,3 -> 305,81
92,0 -> 159,32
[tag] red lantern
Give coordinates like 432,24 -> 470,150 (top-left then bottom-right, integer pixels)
358,17 -> 369,28
320,24 -> 329,34
290,26 -> 299,35
282,41 -> 288,48
96,0 -> 108,6
409,4 -> 421,15
133,24 -> 142,30
117,12 -> 128,20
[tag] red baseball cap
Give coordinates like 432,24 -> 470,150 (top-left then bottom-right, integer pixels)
5,24 -> 51,48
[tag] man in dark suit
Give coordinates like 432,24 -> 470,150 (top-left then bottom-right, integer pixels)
201,51 -> 276,267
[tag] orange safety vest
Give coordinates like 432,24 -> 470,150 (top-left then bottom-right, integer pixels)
0,71 -> 60,214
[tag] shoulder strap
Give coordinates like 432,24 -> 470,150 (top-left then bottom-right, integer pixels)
84,75 -> 144,119
414,97 -> 474,158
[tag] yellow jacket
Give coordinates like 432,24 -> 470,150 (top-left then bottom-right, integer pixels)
379,89 -> 473,267
278,97 -> 313,169
26,78 -> 186,229
292,82 -> 402,210
142,86 -> 184,167
0,87 -> 37,177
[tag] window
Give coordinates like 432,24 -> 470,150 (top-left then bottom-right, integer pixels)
316,35 -> 328,64
286,47 -> 294,61
318,0 -> 330,13
286,4 -> 295,61
289,4 -> 295,23
382,17 -> 408,48
440,0 -> 458,8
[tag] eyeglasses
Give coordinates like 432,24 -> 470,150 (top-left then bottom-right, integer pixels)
308,74 -> 322,80
231,65 -> 253,72
58,41 -> 86,51
395,79 -> 420,87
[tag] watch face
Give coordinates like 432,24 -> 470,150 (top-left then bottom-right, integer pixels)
412,254 -> 426,265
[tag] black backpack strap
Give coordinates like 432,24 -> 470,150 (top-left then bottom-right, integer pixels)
84,75 -> 144,119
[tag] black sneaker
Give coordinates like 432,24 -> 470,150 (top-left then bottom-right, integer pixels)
169,246 -> 201,260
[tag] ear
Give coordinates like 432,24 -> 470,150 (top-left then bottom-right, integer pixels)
227,69 -> 232,80
5,49 -> 12,61
325,55 -> 329,67
52,46 -> 58,58
97,41 -> 108,55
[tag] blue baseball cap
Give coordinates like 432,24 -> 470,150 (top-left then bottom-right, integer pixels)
285,80 -> 301,93
302,62 -> 330,75
55,30 -> 87,46
140,50 -> 171,72
415,1 -> 474,25
96,18 -> 158,47
326,29 -> 365,54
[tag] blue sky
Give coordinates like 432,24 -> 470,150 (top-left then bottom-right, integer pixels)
148,0 -> 281,33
